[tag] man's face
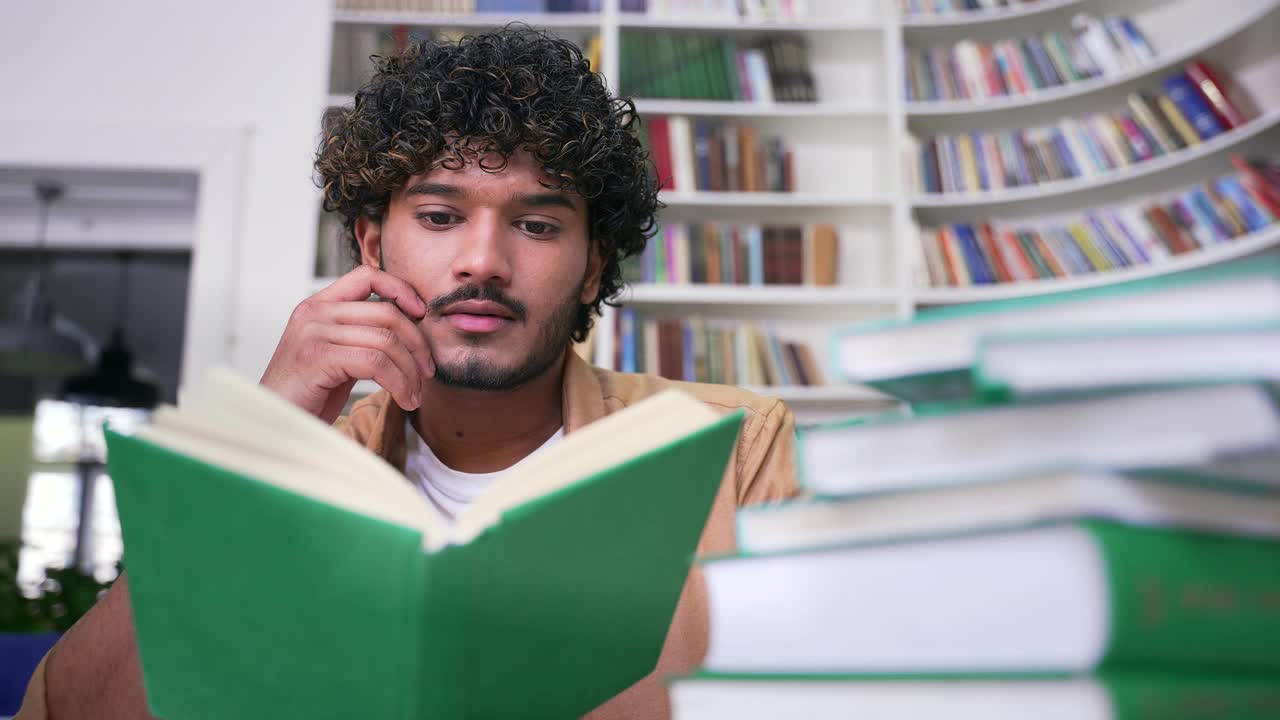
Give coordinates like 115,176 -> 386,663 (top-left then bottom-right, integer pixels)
357,150 -> 601,391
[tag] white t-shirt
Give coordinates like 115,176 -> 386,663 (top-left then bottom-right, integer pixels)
403,418 -> 564,520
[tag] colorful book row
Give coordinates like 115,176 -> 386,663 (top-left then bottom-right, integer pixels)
623,223 -> 838,286
615,312 -> 826,387
899,0 -> 1044,17
622,0 -> 809,20
621,33 -> 815,102
645,116 -> 794,193
917,157 -> 1280,287
914,61 -> 1257,194
905,14 -> 1155,103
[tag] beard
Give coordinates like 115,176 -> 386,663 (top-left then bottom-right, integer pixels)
431,276 -> 584,392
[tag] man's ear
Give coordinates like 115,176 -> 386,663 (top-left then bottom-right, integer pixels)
580,240 -> 605,305
355,214 -> 384,268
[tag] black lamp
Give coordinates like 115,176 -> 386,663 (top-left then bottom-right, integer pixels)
0,182 -> 88,378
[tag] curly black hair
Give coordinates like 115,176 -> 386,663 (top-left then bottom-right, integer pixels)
315,25 -> 659,342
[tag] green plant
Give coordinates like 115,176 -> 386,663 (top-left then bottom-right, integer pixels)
0,540 -> 116,633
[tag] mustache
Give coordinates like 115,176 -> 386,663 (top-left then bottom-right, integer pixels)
428,284 -> 527,322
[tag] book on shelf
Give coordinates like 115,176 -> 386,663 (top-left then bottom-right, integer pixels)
904,14 -> 1154,104
914,158 -> 1280,289
335,0 -> 602,11
899,0 -> 1049,18
643,117 -> 794,193
623,222 -> 837,286
623,0 -> 808,21
839,254 -> 1280,403
912,60 -> 1260,195
330,24 -> 598,95
622,32 -> 815,102
613,311 -> 824,387
106,369 -> 742,720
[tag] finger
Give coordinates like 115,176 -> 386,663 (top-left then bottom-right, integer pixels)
320,324 -> 422,400
330,344 -> 420,411
312,264 -> 427,320
323,301 -> 435,378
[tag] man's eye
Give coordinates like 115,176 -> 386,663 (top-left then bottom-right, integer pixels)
519,221 -> 556,236
417,212 -> 457,227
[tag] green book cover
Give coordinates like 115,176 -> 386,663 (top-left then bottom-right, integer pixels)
106,376 -> 743,720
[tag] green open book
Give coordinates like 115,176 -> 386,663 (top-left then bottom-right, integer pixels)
105,369 -> 743,720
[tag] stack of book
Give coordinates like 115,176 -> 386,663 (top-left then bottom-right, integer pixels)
621,33 -> 816,102
914,61 -> 1259,195
614,312 -> 824,387
900,0 -> 1045,18
645,117 -> 795,193
671,256 -> 1280,718
623,0 -> 809,21
624,223 -> 838,285
905,14 -> 1155,103
335,0 -> 600,11
917,156 -> 1280,287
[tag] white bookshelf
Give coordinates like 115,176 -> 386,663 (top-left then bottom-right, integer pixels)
899,0 -> 1083,29
320,0 -> 1280,412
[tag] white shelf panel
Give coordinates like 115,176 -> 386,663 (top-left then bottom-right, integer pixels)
621,284 -> 899,306
659,191 -> 892,208
327,93 -> 354,107
333,10 -> 602,29
904,0 -> 1280,117
618,14 -> 883,32
633,98 -> 886,117
913,224 -> 1280,305
900,0 -> 1082,29
911,109 -> 1280,209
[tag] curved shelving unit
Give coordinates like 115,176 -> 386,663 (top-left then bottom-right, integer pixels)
660,191 -> 892,208
622,284 -> 899,306
633,98 -> 886,118
913,224 -> 1280,305
900,0 -> 1082,29
618,14 -> 883,32
904,0 -> 1280,117
911,110 -> 1280,208
332,9 -> 602,28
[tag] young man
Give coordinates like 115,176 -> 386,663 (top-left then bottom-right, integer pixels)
18,27 -> 797,719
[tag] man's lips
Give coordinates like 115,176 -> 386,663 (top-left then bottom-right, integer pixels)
441,300 -> 515,334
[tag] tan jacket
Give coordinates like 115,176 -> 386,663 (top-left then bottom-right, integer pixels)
18,351 -> 798,719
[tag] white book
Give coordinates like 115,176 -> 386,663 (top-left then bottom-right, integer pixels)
737,467 -> 1280,555
1071,14 -> 1123,75
666,116 -> 698,193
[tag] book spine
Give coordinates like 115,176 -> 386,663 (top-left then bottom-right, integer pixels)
1184,60 -> 1246,129
1162,73 -> 1226,141
1089,520 -> 1280,670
